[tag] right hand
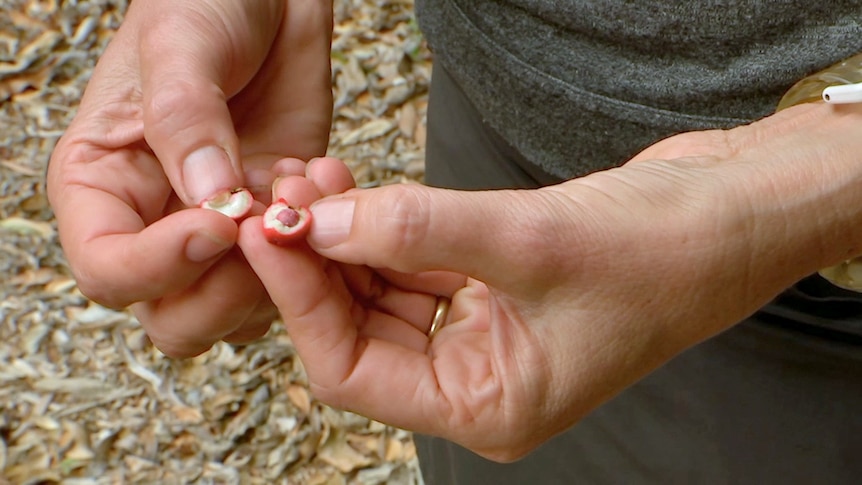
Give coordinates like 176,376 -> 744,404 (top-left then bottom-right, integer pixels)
47,0 -> 334,356
239,103 -> 862,460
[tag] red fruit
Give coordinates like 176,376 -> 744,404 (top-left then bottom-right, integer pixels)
200,188 -> 254,220
263,198 -> 312,245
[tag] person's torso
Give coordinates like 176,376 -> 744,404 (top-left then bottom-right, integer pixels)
416,0 -> 862,176
415,0 -> 862,339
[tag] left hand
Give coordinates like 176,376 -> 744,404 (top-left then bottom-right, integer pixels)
47,0 -> 333,356
239,101 -> 862,461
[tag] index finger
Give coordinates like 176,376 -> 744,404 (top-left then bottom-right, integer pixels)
137,0 -> 285,205
48,147 -> 237,309
237,217 -> 451,435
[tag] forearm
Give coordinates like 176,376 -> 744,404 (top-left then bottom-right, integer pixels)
724,102 -> 862,288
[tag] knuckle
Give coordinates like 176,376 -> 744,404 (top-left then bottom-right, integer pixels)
137,10 -> 207,57
471,436 -> 540,464
671,129 -> 733,158
480,448 -> 528,464
143,79 -> 215,130
73,274 -> 130,310
288,1 -> 333,45
637,129 -> 732,162
307,383 -> 348,412
132,306 -> 214,359
222,325 -> 271,345
148,334 -> 210,359
136,13 -> 170,50
370,185 -> 432,263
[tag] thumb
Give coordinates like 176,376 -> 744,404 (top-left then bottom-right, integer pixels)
307,184 -> 570,288
136,1 -> 284,205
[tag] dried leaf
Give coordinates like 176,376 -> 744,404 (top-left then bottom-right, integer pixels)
386,437 -> 406,462
0,217 -> 54,238
32,377 -> 113,394
287,384 -> 312,414
340,119 -> 396,145
318,429 -> 375,474
171,405 -> 204,425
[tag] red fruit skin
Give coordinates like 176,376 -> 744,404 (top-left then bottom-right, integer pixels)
262,200 -> 312,246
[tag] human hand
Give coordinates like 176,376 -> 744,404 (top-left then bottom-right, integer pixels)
240,102 -> 862,460
46,0 -> 333,356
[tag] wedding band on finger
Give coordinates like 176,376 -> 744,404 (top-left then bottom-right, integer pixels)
428,296 -> 451,339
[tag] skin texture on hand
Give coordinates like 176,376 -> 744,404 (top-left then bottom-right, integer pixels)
240,101 -> 862,461
47,0 -> 334,357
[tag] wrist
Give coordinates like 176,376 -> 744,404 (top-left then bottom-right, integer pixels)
732,102 -> 862,287
774,51 -> 862,289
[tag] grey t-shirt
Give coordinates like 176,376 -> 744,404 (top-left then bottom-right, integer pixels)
415,0 -> 862,178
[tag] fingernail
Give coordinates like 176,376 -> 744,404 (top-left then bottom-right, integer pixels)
183,146 -> 238,204
185,230 -> 233,262
309,198 -> 355,248
271,175 -> 287,202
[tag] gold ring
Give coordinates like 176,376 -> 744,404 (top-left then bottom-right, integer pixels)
428,296 -> 451,339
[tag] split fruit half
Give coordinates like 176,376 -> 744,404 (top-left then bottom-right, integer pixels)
262,198 -> 313,245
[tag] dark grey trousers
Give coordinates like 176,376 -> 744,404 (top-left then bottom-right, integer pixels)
416,64 -> 862,485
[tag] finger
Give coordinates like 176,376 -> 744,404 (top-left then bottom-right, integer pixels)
337,265 -> 438,332
359,309 -> 430,353
136,0 -> 285,205
56,185 -> 237,309
307,184 -> 576,289
238,217 -> 450,434
230,1 -> 334,160
222,298 -> 280,345
272,157 -> 309,177
272,175 -> 323,207
305,157 -> 356,196
437,279 -> 492,338
374,268 -> 468,296
132,248 -> 269,358
238,216 -> 361,386
243,153 -> 292,205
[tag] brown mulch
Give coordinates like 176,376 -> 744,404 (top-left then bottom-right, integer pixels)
0,0 -> 431,483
